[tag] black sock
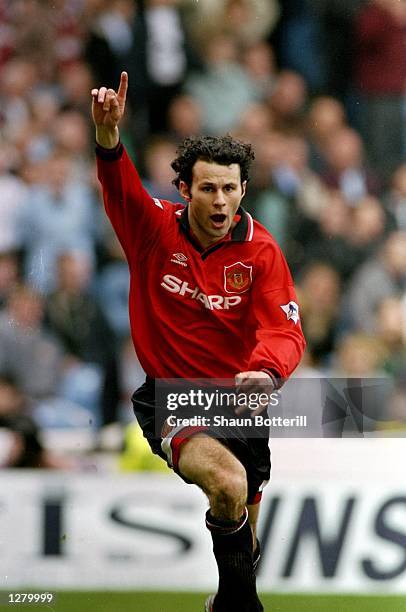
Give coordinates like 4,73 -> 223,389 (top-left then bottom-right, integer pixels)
206,509 -> 263,612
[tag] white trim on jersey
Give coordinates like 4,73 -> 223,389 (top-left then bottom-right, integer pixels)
153,198 -> 164,210
246,212 -> 254,241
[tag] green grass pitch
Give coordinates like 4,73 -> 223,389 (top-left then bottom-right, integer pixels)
1,592 -> 405,611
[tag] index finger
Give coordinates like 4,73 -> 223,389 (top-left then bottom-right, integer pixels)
117,71 -> 128,102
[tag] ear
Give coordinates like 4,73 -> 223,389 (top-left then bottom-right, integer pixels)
179,180 -> 191,202
241,180 -> 247,199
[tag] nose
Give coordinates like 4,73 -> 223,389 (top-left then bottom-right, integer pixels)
213,189 -> 226,207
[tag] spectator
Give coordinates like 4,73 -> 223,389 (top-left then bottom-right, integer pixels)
241,40 -> 277,100
268,70 -> 308,134
50,109 -> 96,187
0,159 -> 28,255
347,195 -> 388,259
185,34 -> 259,134
26,89 -> 61,163
167,94 -> 203,140
271,134 -> 328,219
21,150 -> 98,293
323,332 -> 390,436
291,190 -> 359,281
343,231 -> 406,332
0,2 -> 14,69
128,0 -> 201,134
233,102 -> 274,144
52,110 -> 91,159
57,60 -> 95,115
10,0 -> 65,72
322,126 -> 380,203
46,0 -> 84,69
297,262 -> 341,366
184,0 -> 280,47
249,132 -> 328,250
375,296 -> 406,378
84,0 -> 136,87
352,0 -> 406,182
333,331 -> 389,377
0,285 -> 63,399
96,233 -> 131,341
377,378 -> 406,432
0,251 -> 20,310
384,163 -> 406,230
0,374 -> 73,469
45,251 -> 120,427
142,137 -> 180,201
247,131 -> 291,248
309,0 -> 366,100
0,57 -> 37,147
306,95 -> 347,174
271,0 -> 325,92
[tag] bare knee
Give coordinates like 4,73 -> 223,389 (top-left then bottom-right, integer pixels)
206,464 -> 247,520
177,434 -> 248,520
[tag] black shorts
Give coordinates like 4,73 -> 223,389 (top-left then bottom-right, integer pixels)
131,377 -> 271,505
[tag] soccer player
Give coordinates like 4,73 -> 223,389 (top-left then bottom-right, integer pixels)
92,72 -> 305,612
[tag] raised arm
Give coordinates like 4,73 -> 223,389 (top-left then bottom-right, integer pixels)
91,71 -> 174,262
91,71 -> 128,149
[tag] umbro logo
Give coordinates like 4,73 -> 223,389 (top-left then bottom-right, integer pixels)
170,252 -> 188,267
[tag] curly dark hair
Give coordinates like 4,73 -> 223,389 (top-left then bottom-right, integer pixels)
171,135 -> 255,189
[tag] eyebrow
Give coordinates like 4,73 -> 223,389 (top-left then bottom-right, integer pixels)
199,180 -> 238,187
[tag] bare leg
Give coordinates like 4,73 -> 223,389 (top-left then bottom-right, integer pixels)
178,433 -> 247,520
178,433 -> 263,611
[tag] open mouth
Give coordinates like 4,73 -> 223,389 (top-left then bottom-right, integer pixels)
210,214 -> 227,228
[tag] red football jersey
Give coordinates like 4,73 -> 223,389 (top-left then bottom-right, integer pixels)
97,144 -> 305,381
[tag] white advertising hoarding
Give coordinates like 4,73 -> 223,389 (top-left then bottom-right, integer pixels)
0,439 -> 405,593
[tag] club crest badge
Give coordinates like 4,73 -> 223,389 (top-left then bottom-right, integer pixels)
280,301 -> 300,325
224,262 -> 252,294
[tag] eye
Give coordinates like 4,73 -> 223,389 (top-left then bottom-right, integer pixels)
202,186 -> 213,192
225,185 -> 235,192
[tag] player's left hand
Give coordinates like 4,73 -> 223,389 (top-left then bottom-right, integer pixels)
234,371 -> 275,416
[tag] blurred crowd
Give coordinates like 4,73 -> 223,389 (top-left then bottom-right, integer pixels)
0,0 -> 406,468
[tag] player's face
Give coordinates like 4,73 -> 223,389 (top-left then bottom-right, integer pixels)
180,160 -> 246,248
